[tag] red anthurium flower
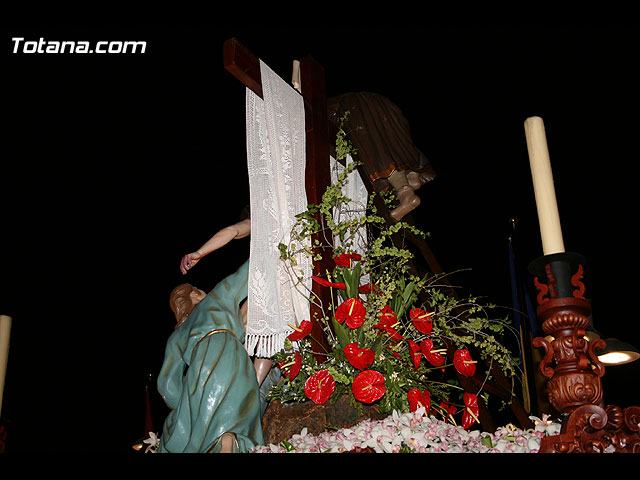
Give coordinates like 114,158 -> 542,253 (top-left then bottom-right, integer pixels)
358,283 -> 375,294
374,322 -> 403,342
278,351 -> 302,380
352,370 -> 386,403
374,306 -> 403,341
335,297 -> 366,329
440,402 -> 457,424
304,369 -> 336,405
359,283 -> 384,296
420,339 -> 446,367
344,342 -> 375,370
408,340 -> 422,369
407,388 -> 431,414
453,349 -> 477,377
312,275 -> 346,290
333,253 -> 362,267
379,305 -> 397,323
462,393 -> 480,430
287,320 -> 313,341
410,308 -> 433,335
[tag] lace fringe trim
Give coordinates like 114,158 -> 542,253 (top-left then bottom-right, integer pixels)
244,332 -> 293,358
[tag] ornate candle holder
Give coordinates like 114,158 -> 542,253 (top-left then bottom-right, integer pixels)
529,252 -> 640,453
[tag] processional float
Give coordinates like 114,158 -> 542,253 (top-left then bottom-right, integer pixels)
223,37 -> 640,452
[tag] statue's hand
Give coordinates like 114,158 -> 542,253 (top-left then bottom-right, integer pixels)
180,252 -> 202,275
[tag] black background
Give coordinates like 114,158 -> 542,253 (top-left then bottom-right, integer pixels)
1,25 -> 639,452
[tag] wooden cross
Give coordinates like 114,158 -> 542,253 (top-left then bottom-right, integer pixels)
223,37 -> 333,357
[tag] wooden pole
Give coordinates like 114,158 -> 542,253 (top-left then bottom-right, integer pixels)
299,55 -> 333,357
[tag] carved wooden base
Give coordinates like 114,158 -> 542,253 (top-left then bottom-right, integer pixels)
530,254 -> 640,453
540,404 -> 640,453
532,296 -> 606,413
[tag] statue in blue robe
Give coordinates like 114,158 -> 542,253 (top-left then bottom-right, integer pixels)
156,259 -> 264,452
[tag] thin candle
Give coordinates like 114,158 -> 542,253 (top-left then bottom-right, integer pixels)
0,315 -> 12,418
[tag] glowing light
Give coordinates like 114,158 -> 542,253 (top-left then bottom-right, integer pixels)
598,351 -> 636,366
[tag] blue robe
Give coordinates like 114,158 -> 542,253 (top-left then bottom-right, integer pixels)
157,260 -> 264,452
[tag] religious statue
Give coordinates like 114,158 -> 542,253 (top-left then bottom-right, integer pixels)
327,92 -> 436,220
156,258 -> 264,453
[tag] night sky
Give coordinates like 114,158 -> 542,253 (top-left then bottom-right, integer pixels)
1,25 -> 639,452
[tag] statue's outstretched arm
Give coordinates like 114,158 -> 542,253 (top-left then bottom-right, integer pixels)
180,219 -> 251,274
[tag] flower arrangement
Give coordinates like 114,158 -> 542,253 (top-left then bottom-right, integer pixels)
268,115 -> 520,431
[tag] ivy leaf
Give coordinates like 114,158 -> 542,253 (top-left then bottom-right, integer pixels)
278,243 -> 289,260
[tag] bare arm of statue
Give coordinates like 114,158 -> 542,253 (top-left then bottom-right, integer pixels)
179,218 -> 251,274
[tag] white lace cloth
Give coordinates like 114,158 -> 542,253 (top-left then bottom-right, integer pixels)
330,154 -> 369,256
245,60 -> 312,358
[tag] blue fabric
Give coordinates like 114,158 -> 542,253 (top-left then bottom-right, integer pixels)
157,260 -> 264,452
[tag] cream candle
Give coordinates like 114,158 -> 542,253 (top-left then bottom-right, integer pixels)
524,116 -> 566,256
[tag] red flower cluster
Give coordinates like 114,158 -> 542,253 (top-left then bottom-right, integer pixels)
297,249 -> 480,417
287,320 -> 313,341
462,393 -> 479,429
344,342 -> 375,370
408,388 -> 431,414
278,351 -> 302,380
440,402 -> 457,424
409,307 -> 433,335
420,339 -> 446,367
304,369 -> 336,405
335,297 -> 366,329
373,306 -> 403,341
453,349 -> 477,377
357,283 -> 375,294
312,276 -> 346,290
333,253 -> 362,267
408,340 -> 422,369
436,394 -> 479,429
352,370 -> 385,403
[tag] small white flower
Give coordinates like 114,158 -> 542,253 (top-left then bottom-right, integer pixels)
494,439 -> 509,452
143,432 -> 159,453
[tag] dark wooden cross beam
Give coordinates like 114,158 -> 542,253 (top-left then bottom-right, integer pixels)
223,37 -> 332,357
